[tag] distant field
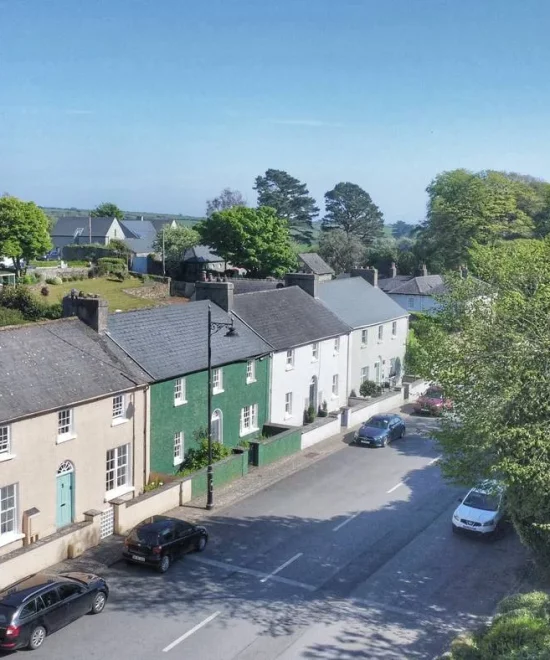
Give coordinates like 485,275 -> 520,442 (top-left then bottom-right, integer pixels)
43,207 -> 203,227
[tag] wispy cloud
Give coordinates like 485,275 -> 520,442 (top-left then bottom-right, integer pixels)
270,118 -> 344,128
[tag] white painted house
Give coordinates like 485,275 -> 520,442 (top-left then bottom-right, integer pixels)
317,272 -> 409,395
377,264 -> 447,314
233,277 -> 350,426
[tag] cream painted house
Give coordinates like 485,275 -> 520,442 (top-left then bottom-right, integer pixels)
0,301 -> 149,565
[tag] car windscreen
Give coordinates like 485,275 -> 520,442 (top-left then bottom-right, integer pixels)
367,419 -> 389,429
463,491 -> 499,511
425,389 -> 443,399
129,528 -> 159,545
0,605 -> 15,625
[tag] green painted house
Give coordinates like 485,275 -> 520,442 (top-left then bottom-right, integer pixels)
107,301 -> 272,475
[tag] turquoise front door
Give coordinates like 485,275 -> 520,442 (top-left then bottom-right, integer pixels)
56,470 -> 73,528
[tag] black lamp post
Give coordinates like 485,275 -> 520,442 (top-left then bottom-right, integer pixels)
207,304 -> 238,510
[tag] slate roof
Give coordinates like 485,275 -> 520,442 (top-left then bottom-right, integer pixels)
183,245 -> 224,263
51,217 -> 116,237
0,318 -> 149,423
124,238 -> 156,255
232,279 -> 283,294
107,301 -> 272,380
233,286 -> 350,351
298,253 -> 335,276
150,219 -> 174,233
377,274 -> 448,296
317,277 -> 409,329
119,220 -> 157,240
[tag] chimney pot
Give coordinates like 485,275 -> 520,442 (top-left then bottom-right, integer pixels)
421,264 -> 428,277
390,262 -> 397,278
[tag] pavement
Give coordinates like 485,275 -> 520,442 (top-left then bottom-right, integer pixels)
21,407 -> 530,660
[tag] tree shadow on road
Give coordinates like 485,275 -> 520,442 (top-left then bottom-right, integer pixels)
104,459 -> 528,659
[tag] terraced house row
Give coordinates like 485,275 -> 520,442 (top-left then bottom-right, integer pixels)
0,268 -> 408,573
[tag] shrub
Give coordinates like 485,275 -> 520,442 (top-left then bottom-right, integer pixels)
45,276 -> 62,285
97,257 -> 127,278
0,285 -> 44,320
180,436 -> 231,473
0,306 -> 26,327
350,389 -> 357,398
40,286 -> 49,297
360,380 -> 381,397
497,592 -> 550,617
40,302 -> 62,320
61,277 -> 69,283
17,274 -> 35,285
477,613 -> 549,658
144,478 -> 165,493
303,405 -> 316,424
88,268 -> 97,279
318,400 -> 328,417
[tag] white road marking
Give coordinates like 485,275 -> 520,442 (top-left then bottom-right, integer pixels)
260,552 -> 303,583
332,511 -> 361,532
187,554 -> 316,591
387,481 -> 404,494
162,611 -> 221,653
429,455 -> 442,465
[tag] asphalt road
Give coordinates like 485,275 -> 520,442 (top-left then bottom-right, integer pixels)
17,413 -> 528,660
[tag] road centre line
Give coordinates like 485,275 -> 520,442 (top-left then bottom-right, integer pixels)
333,511 -> 361,532
187,554 -> 316,591
162,611 -> 221,653
387,481 -> 405,494
260,552 -> 303,583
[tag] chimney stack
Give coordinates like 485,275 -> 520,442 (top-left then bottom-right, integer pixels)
195,280 -> 234,312
62,292 -> 108,334
284,272 -> 319,298
390,262 -> 397,278
350,266 -> 378,288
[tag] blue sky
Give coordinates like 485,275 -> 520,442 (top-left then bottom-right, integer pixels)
1,0 -> 549,222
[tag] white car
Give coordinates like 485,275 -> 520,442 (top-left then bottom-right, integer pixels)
452,482 -> 505,535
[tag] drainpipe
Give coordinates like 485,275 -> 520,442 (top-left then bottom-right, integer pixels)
132,391 -> 136,495
143,386 -> 149,489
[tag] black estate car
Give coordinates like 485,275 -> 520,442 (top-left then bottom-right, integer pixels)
0,572 -> 108,652
123,515 -> 208,573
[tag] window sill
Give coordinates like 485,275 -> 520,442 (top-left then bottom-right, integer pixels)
391,335 -> 397,340
311,358 -> 318,363
246,378 -> 256,385
239,426 -> 259,438
377,340 -> 383,344
0,453 -> 16,463
173,457 -> 183,467
213,388 -> 224,395
56,434 -> 77,445
174,400 -> 187,407
360,344 -> 368,349
105,485 -> 135,502
284,413 -> 293,420
0,532 -> 25,549
285,365 -> 294,371
111,417 -> 129,427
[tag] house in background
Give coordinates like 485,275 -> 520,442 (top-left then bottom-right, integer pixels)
106,298 -> 272,476
208,276 -> 350,426
50,216 -> 125,253
378,263 -> 447,313
119,218 -> 177,273
317,271 -> 409,394
0,300 -> 149,563
298,253 -> 335,282
181,245 -> 226,282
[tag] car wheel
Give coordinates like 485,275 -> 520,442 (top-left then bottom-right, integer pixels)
196,535 -> 208,552
91,590 -> 107,614
400,427 -> 406,438
158,554 -> 171,573
382,437 -> 387,447
28,625 -> 47,650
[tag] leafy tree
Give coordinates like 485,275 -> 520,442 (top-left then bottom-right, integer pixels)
420,169 -> 535,270
91,202 -> 124,219
391,221 -> 416,239
152,226 -> 200,277
253,169 -> 319,244
419,238 -> 550,568
318,229 -> 366,275
0,195 -> 52,276
206,188 -> 246,217
107,238 -> 131,259
321,182 -> 384,244
197,206 -> 296,278
365,236 -> 398,274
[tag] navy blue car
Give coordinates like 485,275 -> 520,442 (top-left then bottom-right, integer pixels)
354,414 -> 406,447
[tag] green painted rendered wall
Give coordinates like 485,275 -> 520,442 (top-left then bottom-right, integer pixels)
189,450 -> 249,499
254,428 -> 302,467
150,357 -> 270,474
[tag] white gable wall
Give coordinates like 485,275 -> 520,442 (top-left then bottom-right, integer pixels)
270,334 -> 349,426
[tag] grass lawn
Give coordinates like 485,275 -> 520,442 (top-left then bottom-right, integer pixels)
41,276 -> 160,311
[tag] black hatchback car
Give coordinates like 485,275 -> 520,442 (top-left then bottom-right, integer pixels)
123,515 -> 208,573
0,572 -> 108,652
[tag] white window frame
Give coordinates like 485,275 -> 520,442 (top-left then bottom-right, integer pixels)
392,321 -> 397,337
284,392 -> 293,418
311,342 -> 319,361
246,360 -> 256,384
212,368 -> 223,394
0,425 -> 12,461
174,377 -> 187,406
286,349 -> 295,369
0,483 -> 21,547
57,408 -> 75,443
332,374 -> 339,398
105,444 -> 132,499
378,325 -> 384,341
112,394 -> 127,425
361,329 -> 368,346
173,432 -> 184,465
334,337 -> 340,355
361,366 -> 370,384
240,404 -> 259,436
211,409 -> 223,444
